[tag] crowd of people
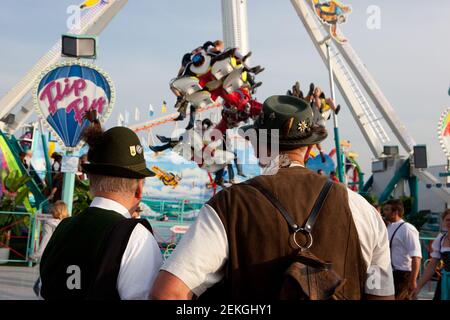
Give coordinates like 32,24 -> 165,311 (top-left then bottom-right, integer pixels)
27,91 -> 448,301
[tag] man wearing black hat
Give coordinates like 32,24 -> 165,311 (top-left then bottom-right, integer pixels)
40,126 -> 163,300
151,95 -> 394,300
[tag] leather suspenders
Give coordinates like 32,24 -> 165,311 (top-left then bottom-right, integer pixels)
243,179 -> 333,250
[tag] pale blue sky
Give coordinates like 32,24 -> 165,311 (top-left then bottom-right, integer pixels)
1,0 -> 449,174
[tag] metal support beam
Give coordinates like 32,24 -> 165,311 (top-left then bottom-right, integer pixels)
379,159 -> 410,203
334,40 -> 417,153
1,0 -> 129,133
290,0 -> 384,157
221,0 -> 250,55
408,175 -> 419,214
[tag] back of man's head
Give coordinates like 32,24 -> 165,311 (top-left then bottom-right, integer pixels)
80,120 -> 155,207
88,174 -> 140,196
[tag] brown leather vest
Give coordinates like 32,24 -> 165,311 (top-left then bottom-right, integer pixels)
203,166 -> 367,300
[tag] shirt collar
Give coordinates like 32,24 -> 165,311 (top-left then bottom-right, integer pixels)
389,219 -> 405,227
90,197 -> 131,218
289,163 -> 305,168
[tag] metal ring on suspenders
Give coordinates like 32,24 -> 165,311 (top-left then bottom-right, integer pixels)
242,179 -> 333,251
292,228 -> 314,251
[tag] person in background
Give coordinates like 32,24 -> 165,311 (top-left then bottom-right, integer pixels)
373,204 -> 388,226
30,201 -> 69,262
203,39 -> 225,57
130,205 -> 143,219
30,201 -> 69,296
24,149 -> 33,168
317,169 -> 325,176
46,152 -> 64,203
51,152 -> 62,174
20,151 -> 29,170
373,204 -> 381,214
384,199 -> 422,300
77,154 -> 89,182
48,172 -> 63,203
413,209 -> 450,300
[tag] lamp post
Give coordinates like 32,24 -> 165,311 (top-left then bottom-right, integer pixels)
61,153 -> 76,216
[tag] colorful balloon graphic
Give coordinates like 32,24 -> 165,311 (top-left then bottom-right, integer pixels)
33,61 -> 115,151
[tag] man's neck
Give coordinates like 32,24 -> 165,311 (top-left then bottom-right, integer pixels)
282,150 -> 307,167
391,217 -> 403,223
93,192 -> 135,212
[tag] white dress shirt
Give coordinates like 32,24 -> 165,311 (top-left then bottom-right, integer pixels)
431,233 -> 450,259
387,219 -> 422,272
162,168 -> 395,297
90,197 -> 163,300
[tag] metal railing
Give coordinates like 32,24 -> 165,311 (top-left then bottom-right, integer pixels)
0,210 -> 34,266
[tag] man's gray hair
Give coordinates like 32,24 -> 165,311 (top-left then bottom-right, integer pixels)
88,174 -> 140,194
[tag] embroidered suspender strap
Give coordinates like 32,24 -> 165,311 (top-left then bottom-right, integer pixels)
242,179 -> 334,235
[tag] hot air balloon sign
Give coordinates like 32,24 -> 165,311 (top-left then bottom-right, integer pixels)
438,107 -> 450,160
33,61 -> 115,151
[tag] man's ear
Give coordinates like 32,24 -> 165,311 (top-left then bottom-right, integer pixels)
135,179 -> 144,199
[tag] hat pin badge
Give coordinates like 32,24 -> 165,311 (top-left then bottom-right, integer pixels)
298,120 -> 309,133
130,146 -> 137,157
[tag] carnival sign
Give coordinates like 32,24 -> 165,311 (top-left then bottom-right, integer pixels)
33,61 -> 115,151
438,107 -> 450,160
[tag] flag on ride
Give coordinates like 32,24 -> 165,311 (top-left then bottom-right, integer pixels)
149,104 -> 154,117
161,101 -> 167,113
117,113 -> 124,126
134,107 -> 140,121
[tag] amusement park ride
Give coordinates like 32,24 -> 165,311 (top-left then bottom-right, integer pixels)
0,0 -> 448,212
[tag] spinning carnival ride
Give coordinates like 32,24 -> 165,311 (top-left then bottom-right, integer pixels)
0,0 -> 448,206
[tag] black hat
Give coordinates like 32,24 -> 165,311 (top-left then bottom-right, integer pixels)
82,127 -> 155,179
240,95 -> 327,149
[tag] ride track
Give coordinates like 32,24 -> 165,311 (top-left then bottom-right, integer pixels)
130,102 -> 222,133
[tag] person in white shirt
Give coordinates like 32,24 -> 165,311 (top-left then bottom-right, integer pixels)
40,125 -> 163,300
384,199 -> 422,300
413,209 -> 450,300
150,94 -> 394,300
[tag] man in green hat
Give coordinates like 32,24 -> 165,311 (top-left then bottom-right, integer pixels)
40,126 -> 163,300
151,94 -> 394,300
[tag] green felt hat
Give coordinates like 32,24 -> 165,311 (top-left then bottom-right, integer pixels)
240,95 -> 327,149
82,126 -> 155,179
